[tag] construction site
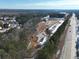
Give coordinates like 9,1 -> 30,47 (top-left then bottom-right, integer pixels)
25,15 -> 65,58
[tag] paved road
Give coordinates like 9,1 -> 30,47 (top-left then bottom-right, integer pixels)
60,13 -> 77,59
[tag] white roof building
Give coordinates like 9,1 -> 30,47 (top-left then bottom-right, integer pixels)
36,32 -> 47,45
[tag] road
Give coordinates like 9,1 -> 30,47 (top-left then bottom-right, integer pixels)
60,13 -> 77,59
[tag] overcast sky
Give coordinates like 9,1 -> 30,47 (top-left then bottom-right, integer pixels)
0,0 -> 79,9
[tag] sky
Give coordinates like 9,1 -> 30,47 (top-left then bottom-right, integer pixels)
0,0 -> 79,9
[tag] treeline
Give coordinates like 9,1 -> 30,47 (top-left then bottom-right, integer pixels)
0,13 -> 65,25
49,13 -> 65,18
16,13 -> 65,25
0,28 -> 28,59
16,13 -> 47,25
35,15 -> 70,59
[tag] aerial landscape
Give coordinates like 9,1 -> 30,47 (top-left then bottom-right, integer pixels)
0,0 -> 79,59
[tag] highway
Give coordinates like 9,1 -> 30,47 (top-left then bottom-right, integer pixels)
60,13 -> 77,59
